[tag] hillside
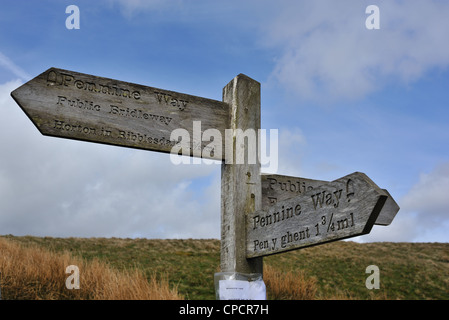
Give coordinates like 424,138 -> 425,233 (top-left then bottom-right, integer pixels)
1,235 -> 448,300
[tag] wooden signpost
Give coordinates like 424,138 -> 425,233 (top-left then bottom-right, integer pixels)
221,74 -> 263,275
11,68 -> 229,160
262,173 -> 399,226
11,68 -> 399,299
248,172 -> 388,258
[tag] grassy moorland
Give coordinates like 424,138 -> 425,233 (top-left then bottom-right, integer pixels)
0,235 -> 448,300
0,236 -> 182,300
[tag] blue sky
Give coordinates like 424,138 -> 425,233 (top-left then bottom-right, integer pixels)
1,0 -> 448,243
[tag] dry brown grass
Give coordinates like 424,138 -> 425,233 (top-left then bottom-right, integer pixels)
264,264 -> 317,300
4,236 -> 449,300
0,237 -> 183,300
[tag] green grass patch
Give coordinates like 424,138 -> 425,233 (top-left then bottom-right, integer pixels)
1,235 -> 448,300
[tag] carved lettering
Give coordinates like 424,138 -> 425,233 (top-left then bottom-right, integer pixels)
52,119 -> 176,149
250,173 -> 387,258
109,105 -> 172,126
253,239 -> 269,251
268,197 -> 277,205
346,179 -> 355,202
253,238 -> 277,252
252,204 -> 301,230
266,177 -> 314,194
281,229 -> 310,248
46,70 -> 140,100
314,212 -> 355,236
56,96 -> 101,112
53,119 -> 100,136
154,91 -> 188,111
117,130 -> 176,147
311,189 -> 344,210
337,213 -> 354,230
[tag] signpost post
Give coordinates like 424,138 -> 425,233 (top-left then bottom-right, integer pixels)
220,74 -> 263,274
10,68 -> 399,300
215,74 -> 265,300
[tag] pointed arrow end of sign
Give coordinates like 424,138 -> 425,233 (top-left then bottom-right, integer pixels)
352,172 -> 400,227
10,68 -> 49,100
375,189 -> 400,226
10,68 -> 57,137
362,192 -> 388,235
340,172 -> 389,235
10,83 -> 24,106
11,82 -> 32,123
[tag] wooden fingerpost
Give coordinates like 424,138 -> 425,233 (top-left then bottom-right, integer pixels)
220,74 -> 263,275
10,67 -> 399,301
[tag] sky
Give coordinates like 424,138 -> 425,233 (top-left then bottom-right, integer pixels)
1,0 -> 448,243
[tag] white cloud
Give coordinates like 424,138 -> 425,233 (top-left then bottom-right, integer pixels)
355,212 -> 421,243
360,162 -> 449,242
401,162 -> 449,225
0,80 -> 220,238
263,0 -> 449,102
79,1 -> 449,104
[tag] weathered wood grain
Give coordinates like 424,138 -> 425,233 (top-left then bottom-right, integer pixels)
247,172 -> 388,258
262,173 -> 399,226
221,74 -> 263,274
11,68 -> 229,159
